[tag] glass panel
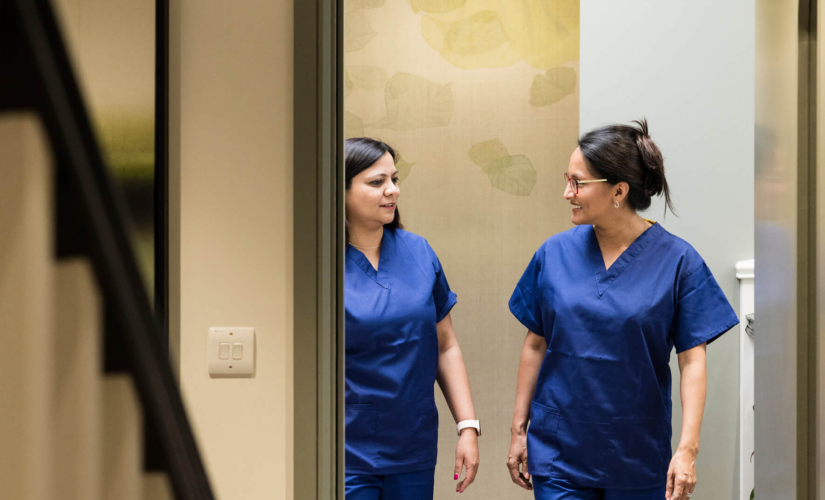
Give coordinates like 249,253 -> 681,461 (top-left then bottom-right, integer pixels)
754,1 -> 804,498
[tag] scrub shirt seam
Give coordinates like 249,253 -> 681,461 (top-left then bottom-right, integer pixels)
436,292 -> 458,323
675,317 -> 740,353
509,291 -> 540,333
679,262 -> 705,282
677,272 -> 715,302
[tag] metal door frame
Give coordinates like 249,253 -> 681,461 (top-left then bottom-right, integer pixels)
294,0 -> 345,498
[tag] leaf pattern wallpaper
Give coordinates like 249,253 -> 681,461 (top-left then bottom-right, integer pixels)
470,139 -> 537,196
345,1 -> 578,497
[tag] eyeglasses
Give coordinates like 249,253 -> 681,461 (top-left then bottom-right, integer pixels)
564,172 -> 608,194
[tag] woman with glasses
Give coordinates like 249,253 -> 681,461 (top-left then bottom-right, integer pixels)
505,120 -> 738,500
344,137 -> 480,499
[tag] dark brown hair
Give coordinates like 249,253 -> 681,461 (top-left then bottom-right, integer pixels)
578,119 -> 676,216
344,137 -> 403,237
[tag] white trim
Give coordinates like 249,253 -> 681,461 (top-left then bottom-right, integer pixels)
735,259 -> 755,280
736,259 -> 755,500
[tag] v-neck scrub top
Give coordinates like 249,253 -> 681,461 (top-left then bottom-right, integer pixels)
509,223 -> 739,490
345,227 -> 457,475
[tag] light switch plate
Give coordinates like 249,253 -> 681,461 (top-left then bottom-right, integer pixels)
208,327 -> 255,377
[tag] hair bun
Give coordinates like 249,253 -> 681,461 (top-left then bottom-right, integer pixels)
630,119 -> 666,198
578,118 -> 676,216
633,118 -> 651,139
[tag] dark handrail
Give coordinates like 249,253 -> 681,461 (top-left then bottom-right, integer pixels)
3,0 -> 214,498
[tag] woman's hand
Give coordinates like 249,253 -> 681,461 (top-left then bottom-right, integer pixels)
454,430 -> 479,493
670,344 -> 706,500
666,447 -> 697,500
506,332 -> 544,491
506,430 -> 532,490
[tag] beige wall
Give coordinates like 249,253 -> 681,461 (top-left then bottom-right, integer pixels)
169,1 -> 294,499
51,0 -> 155,113
0,114 -> 55,500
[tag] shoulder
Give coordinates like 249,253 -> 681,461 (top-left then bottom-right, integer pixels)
535,224 -> 587,258
392,228 -> 439,260
653,225 -> 705,278
393,228 -> 429,250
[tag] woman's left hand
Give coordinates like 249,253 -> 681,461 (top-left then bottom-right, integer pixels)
454,430 -> 480,493
666,447 -> 697,500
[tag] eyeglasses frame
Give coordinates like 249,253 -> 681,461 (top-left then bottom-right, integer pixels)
564,172 -> 608,194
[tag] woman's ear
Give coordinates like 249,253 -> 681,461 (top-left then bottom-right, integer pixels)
614,182 -> 631,203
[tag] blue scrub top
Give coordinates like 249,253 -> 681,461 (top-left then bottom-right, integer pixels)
509,223 -> 739,490
345,227 -> 457,475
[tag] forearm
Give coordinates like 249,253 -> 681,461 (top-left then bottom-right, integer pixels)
677,356 -> 707,454
511,332 -> 546,434
437,344 -> 476,423
437,339 -> 480,494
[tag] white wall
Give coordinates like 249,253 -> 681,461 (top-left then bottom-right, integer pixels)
581,2 -> 754,498
169,0 -> 294,498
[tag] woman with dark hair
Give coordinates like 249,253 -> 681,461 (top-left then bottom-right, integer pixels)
344,137 -> 480,499
505,120 -> 738,500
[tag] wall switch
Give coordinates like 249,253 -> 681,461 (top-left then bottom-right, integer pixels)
208,327 -> 255,377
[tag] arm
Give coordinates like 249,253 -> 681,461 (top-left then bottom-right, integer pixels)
506,330 -> 546,490
435,313 -> 479,493
666,342 -> 707,500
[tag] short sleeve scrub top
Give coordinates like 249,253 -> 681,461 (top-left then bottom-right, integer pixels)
509,223 -> 739,490
345,227 -> 457,475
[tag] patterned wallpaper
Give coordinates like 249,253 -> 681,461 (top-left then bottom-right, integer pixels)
345,1 -> 579,497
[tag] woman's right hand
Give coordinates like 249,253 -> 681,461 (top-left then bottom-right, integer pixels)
507,331 -> 544,491
506,431 -> 532,490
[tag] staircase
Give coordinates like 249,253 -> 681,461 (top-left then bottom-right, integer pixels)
0,1 -> 214,499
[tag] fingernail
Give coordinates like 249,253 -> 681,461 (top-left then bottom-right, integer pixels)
454,473 -> 459,480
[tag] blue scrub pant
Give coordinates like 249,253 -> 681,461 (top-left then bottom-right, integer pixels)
345,467 -> 435,500
533,476 -> 666,500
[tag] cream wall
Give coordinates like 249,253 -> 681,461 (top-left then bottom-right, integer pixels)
51,0 -> 155,112
169,1 -> 294,499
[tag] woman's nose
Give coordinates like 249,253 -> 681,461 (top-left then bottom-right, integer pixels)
386,182 -> 400,197
564,184 -> 574,199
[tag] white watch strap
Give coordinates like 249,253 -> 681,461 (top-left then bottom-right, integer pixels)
456,419 -> 481,437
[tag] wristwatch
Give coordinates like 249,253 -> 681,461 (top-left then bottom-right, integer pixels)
456,419 -> 481,437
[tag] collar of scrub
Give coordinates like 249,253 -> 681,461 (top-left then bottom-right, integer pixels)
586,222 -> 663,297
346,226 -> 393,289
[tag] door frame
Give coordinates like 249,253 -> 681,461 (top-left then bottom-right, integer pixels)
294,0 -> 345,498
